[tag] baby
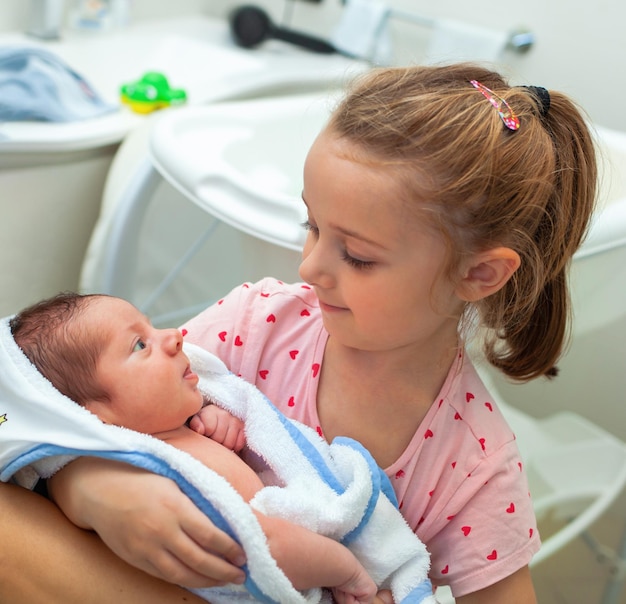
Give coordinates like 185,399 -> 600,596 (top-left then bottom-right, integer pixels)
10,292 -> 389,604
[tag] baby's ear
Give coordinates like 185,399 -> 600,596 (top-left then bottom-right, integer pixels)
456,247 -> 520,302
83,399 -> 111,424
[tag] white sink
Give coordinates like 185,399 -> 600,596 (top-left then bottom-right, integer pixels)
0,15 -> 366,153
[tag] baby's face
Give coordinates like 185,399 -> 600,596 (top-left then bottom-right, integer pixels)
82,297 -> 203,435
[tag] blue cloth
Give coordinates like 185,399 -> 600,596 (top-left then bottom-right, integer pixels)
0,46 -> 117,122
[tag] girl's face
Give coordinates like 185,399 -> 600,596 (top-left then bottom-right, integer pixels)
84,297 -> 203,434
299,130 -> 464,355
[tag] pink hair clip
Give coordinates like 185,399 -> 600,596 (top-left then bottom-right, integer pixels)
470,80 -> 520,131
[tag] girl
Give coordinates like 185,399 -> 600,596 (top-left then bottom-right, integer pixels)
1,63 -> 597,603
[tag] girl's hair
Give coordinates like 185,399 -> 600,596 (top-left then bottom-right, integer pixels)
10,292 -> 110,404
328,63 -> 598,381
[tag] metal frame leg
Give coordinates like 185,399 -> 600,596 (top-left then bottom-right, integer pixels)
100,158 -> 162,301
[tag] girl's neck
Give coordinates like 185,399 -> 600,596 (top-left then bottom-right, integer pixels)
316,334 -> 460,468
326,329 -> 459,388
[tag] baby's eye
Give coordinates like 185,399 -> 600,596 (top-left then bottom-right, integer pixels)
133,339 -> 146,352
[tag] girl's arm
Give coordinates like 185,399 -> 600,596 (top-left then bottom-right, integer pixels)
48,457 -> 247,588
456,566 -> 537,604
0,481 -> 207,604
254,510 -> 376,601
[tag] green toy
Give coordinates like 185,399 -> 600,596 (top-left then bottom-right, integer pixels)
120,72 -> 187,114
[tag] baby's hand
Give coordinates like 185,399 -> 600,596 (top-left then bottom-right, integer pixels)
189,404 -> 246,452
331,565 -> 379,604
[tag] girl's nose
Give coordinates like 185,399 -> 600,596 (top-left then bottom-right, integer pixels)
299,234 -> 334,289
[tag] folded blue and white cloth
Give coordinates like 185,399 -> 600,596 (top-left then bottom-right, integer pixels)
0,46 -> 117,122
0,317 -> 435,604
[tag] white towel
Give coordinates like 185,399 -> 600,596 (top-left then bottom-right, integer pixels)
425,19 -> 508,65
0,47 -> 117,122
0,318 -> 435,604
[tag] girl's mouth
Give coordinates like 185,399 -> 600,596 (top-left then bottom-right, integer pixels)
319,300 -> 347,313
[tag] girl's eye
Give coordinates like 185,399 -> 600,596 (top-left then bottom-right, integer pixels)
342,251 -> 375,270
133,339 -> 146,352
301,220 -> 319,236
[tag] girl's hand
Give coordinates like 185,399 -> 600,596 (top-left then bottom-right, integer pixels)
48,457 -> 247,588
189,405 -> 246,452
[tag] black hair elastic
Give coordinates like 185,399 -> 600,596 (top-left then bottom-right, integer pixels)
524,85 -> 551,118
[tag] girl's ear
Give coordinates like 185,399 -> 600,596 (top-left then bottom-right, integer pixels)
456,247 -> 520,302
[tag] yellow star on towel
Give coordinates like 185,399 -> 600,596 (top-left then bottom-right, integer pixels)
0,413 -> 7,426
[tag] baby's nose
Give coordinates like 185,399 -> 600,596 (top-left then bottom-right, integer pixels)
163,328 -> 183,353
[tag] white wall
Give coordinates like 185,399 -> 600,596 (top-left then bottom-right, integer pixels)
224,0 -> 624,131
2,1 -> 622,129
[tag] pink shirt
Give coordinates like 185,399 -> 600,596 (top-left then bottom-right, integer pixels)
182,278 -> 540,597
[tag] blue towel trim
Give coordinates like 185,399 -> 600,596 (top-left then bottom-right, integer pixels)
332,436 -> 382,545
262,396 -> 346,493
2,443 -> 279,604
403,579 -> 437,603
259,390 -> 401,544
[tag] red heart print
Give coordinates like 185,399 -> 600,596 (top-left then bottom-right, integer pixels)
518,462 -> 523,471
181,328 -> 187,337
260,293 -> 270,297
479,438 -> 486,450
428,490 -> 434,497
218,331 -> 227,342
289,350 -> 299,360
234,335 -> 243,346
316,426 -> 323,437
451,461 -> 457,468
487,550 -> 498,561
441,565 -> 449,575
301,284 -> 311,290
243,283 -> 250,288
395,469 -> 405,479
484,402 -> 493,412
529,528 -> 534,538
447,515 -> 455,521
266,314 -> 276,323
454,412 -> 462,420
312,363 -> 320,378
424,429 -> 434,439
462,526 -> 471,536
259,370 -> 269,380
300,309 -> 310,317
466,392 -> 474,403
288,396 -> 295,407
218,299 -> 224,305
506,503 -> 515,513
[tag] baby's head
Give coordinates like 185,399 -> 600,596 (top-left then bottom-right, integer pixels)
10,292 -> 108,405
320,63 -> 597,380
11,293 -> 202,434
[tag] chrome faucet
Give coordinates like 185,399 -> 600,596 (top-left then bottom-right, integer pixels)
27,0 -> 65,40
